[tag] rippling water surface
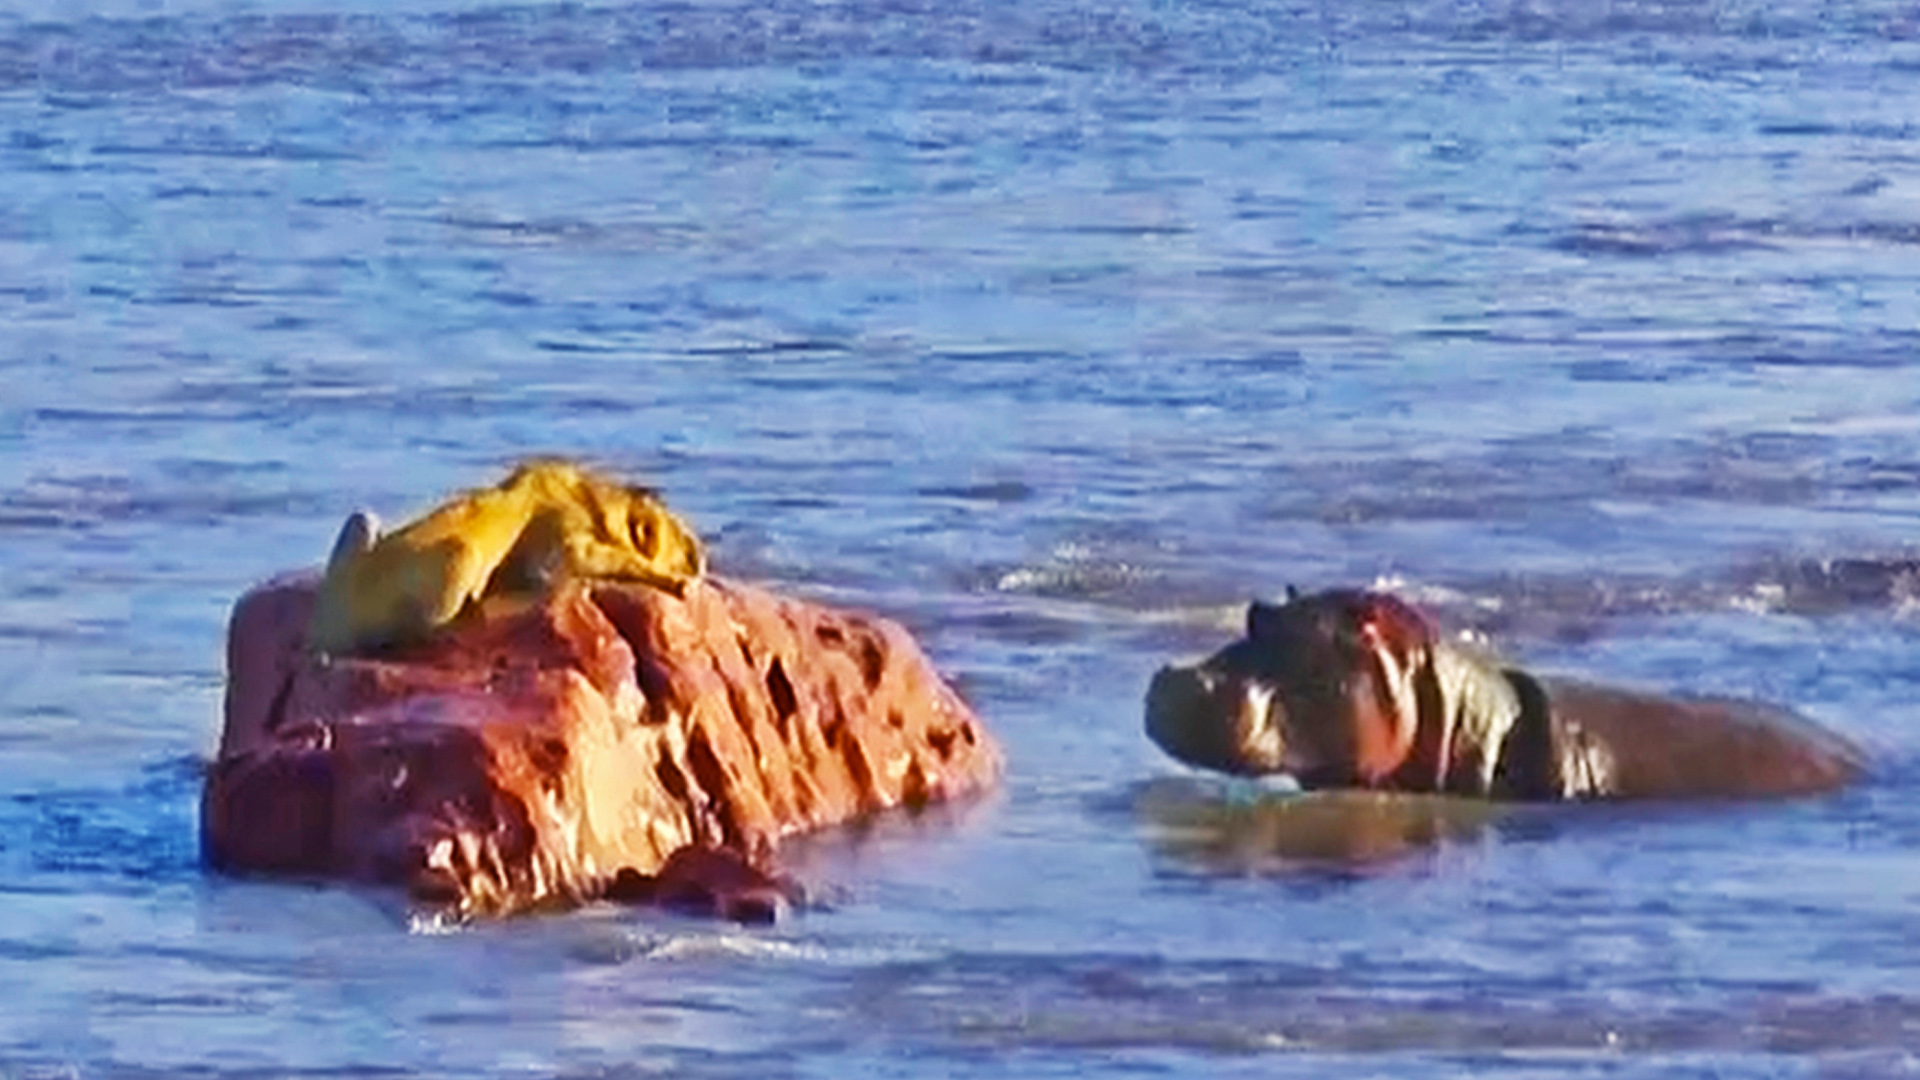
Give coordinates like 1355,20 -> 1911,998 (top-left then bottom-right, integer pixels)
3,0 -> 1920,1075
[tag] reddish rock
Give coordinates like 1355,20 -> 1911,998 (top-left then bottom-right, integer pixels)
202,574 -> 1000,919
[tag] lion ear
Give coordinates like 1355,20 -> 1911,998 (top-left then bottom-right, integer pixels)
325,510 -> 379,578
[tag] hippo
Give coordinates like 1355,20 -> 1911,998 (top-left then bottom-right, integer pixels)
1144,588 -> 1864,800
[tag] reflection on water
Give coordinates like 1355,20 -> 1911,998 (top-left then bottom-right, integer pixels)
1132,776 -> 1508,875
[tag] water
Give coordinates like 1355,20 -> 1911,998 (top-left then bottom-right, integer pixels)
2,0 -> 1919,1074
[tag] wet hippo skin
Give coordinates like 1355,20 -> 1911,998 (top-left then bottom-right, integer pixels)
1144,588 -> 1864,800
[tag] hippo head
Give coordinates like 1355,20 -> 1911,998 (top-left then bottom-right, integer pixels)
1144,589 -> 1438,786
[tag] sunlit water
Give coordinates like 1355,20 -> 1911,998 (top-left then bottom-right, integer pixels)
3,0 -> 1920,1075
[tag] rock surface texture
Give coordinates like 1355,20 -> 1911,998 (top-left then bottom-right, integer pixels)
203,573 -> 1000,919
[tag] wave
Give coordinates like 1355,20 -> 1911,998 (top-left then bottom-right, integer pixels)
1,0 -> 1914,98
1545,213 -> 1920,260
1381,553 -> 1920,642
0,756 -> 203,886
807,946 -> 1920,1059
947,546 -> 1920,657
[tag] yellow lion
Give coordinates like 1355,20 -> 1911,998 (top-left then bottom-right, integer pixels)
306,460 -> 706,655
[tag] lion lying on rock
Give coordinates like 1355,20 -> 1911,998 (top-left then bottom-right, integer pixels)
207,461 -> 1000,920
307,460 -> 705,655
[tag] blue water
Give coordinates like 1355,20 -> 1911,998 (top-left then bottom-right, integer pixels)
3,0 -> 1920,1075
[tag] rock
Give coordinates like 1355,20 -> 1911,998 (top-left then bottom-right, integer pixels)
201,574 -> 1000,919
603,847 -> 804,925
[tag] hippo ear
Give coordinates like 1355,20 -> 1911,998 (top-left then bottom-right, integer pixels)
325,510 -> 379,578
1247,599 -> 1286,641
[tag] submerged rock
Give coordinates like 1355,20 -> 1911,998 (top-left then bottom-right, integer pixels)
202,573 -> 1000,919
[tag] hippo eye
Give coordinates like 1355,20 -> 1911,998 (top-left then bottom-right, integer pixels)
1355,594 -> 1435,655
1357,611 -> 1386,641
1356,614 -> 1403,657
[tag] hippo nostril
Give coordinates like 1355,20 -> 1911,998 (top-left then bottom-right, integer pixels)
1145,663 -> 1294,777
1145,665 -> 1221,768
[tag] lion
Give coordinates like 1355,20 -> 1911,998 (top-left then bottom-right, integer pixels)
306,460 -> 705,655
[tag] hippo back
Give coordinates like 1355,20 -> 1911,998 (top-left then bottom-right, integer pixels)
1537,679 -> 1866,800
